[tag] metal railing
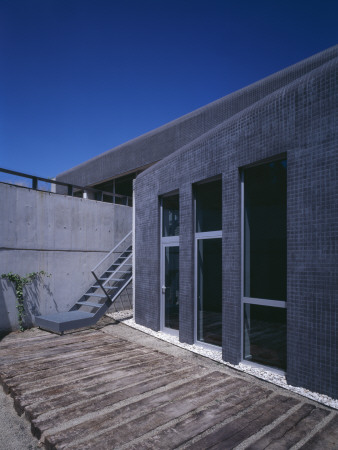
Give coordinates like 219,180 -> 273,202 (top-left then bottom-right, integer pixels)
92,231 -> 132,275
0,168 -> 132,206
91,231 -> 133,308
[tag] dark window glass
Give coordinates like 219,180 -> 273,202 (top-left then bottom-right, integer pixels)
243,304 -> 286,370
162,195 -> 179,237
94,172 -> 136,205
115,175 -> 134,198
196,179 -> 222,232
165,246 -> 179,330
244,160 -> 287,301
197,238 -> 222,346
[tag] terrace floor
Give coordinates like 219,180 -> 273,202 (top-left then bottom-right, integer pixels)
0,317 -> 337,450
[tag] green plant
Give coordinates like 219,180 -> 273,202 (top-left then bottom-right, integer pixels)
1,271 -> 50,331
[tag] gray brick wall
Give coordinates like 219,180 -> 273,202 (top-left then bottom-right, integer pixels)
135,55 -> 338,398
286,64 -> 338,397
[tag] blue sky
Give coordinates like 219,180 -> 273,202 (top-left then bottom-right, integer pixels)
1,0 -> 338,180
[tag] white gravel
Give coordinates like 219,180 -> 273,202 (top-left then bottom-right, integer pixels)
107,310 -> 338,410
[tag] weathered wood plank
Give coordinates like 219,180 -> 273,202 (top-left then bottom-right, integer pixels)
246,403 -> 330,449
0,342 -> 142,381
0,330 -> 66,346
128,383 -> 270,449
0,330 -> 112,355
31,366 -> 205,438
7,351 -> 166,396
14,354 -> 182,414
300,415 -> 338,449
0,342 -> 115,373
25,358 -> 195,420
61,378 -> 254,450
1,328 -> 94,345
2,345 -> 153,387
44,371 -> 228,449
184,395 -> 299,449
0,335 -> 115,365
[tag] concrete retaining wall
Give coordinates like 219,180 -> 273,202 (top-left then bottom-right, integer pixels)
0,184 -> 132,333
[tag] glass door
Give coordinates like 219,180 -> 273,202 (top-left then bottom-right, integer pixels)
162,244 -> 179,333
194,178 -> 222,348
160,193 -> 179,335
197,236 -> 222,346
241,159 -> 287,371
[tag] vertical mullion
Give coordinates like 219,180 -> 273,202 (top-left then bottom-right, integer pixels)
160,199 -> 163,331
241,170 -> 244,362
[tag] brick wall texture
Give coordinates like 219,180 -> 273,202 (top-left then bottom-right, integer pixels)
134,47 -> 338,399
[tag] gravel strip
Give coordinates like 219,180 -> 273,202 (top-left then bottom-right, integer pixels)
106,311 -> 338,410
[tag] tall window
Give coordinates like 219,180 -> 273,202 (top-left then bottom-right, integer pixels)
161,194 -> 179,333
242,159 -> 287,370
195,179 -> 222,347
162,195 -> 179,237
196,180 -> 222,232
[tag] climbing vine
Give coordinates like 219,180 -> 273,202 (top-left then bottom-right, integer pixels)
1,271 -> 50,331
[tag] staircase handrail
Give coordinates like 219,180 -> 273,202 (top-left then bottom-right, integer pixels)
102,253 -> 132,287
91,230 -> 132,273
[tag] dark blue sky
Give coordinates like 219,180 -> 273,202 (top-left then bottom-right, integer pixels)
1,0 -> 337,180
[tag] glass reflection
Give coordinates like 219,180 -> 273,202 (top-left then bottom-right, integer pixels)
244,160 -> 287,301
197,238 -> 222,346
244,304 -> 286,370
162,195 -> 179,237
165,246 -> 179,330
196,179 -> 222,232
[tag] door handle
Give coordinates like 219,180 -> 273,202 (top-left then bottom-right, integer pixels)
162,286 -> 166,294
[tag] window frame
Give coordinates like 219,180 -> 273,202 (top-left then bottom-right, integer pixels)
193,177 -> 223,352
240,160 -> 287,374
160,193 -> 180,336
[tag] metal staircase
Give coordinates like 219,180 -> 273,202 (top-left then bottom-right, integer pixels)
35,231 -> 132,334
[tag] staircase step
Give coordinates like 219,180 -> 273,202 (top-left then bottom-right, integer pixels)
105,270 -> 130,274
88,287 -> 118,293
76,301 -> 103,308
35,311 -> 96,334
84,293 -> 107,298
99,272 -> 131,279
99,277 -> 126,280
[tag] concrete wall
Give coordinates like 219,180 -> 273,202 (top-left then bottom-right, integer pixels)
134,55 -> 338,398
0,184 -> 132,333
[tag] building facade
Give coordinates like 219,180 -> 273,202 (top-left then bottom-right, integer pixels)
57,45 -> 338,399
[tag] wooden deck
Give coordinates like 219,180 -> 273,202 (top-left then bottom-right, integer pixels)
0,320 -> 337,449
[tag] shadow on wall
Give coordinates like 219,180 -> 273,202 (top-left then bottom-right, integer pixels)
0,276 -> 56,333
107,283 -> 133,314
0,280 -> 12,339
24,278 -> 55,327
